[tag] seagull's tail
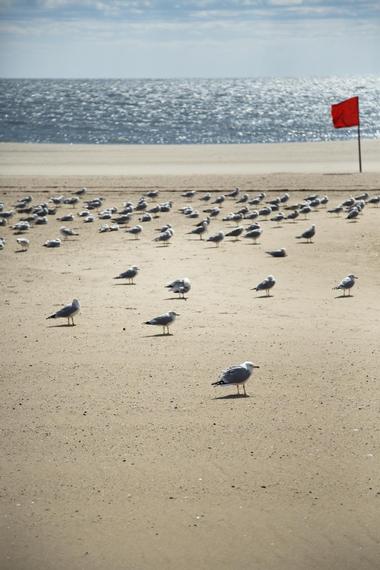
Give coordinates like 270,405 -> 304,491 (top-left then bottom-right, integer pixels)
46,313 -> 56,320
295,235 -> 302,239
211,380 -> 225,386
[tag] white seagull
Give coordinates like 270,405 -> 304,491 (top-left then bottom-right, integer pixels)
144,311 -> 179,335
333,274 -> 358,296
212,361 -> 260,396
47,299 -> 80,326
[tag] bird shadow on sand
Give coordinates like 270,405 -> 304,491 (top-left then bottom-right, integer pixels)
47,323 -> 76,328
213,393 -> 250,400
113,282 -> 136,286
14,250 -> 27,254
142,333 -> 173,338
296,241 -> 313,244
253,294 -> 273,299
335,294 -> 353,299
164,297 -> 188,301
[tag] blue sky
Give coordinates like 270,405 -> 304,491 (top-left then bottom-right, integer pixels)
0,0 -> 379,77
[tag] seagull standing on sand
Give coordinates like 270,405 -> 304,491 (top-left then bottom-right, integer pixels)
188,221 -> 208,240
16,237 -> 30,251
212,361 -> 260,396
333,274 -> 358,296
166,278 -> 191,299
145,311 -> 179,335
47,299 -> 80,326
296,224 -> 315,243
154,228 -> 174,245
253,275 -> 276,296
114,266 -> 139,284
207,231 -> 224,247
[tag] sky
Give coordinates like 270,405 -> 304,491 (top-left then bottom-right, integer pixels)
0,0 -> 379,78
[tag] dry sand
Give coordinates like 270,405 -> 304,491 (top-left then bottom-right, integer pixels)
1,142 -> 380,570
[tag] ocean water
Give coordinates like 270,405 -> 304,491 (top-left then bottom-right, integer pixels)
0,77 -> 379,145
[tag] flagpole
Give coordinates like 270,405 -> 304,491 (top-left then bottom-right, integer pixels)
357,120 -> 362,174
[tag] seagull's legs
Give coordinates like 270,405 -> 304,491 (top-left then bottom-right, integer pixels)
67,317 -> 70,326
236,384 -> 240,395
242,383 -> 247,396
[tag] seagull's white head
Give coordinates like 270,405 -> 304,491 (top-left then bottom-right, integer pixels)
348,274 -> 358,280
243,361 -> 260,371
72,299 -> 80,308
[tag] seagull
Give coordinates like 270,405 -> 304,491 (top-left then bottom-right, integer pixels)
43,239 -> 61,248
207,231 -> 224,247
271,212 -> 285,223
188,221 -> 208,239
57,214 -> 74,222
253,275 -> 276,296
296,224 -> 315,243
166,278 -> 191,299
346,208 -> 359,221
145,311 -> 179,335
226,187 -> 240,198
74,187 -> 87,196
47,299 -> 80,326
225,226 -> 244,240
154,228 -> 174,245
333,274 -> 358,296
212,361 -> 260,396
244,227 -> 262,244
114,266 -> 139,284
266,248 -> 286,258
16,237 -> 30,251
286,210 -> 299,222
126,225 -> 143,239
328,205 -> 343,216
60,226 -> 79,239
12,221 -> 30,232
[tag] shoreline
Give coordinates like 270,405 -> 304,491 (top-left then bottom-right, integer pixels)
1,140 -> 380,178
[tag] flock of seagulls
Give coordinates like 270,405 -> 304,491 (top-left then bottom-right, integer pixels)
1,185 -> 377,396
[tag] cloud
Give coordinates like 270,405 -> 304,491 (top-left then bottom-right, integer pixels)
1,0 -> 379,21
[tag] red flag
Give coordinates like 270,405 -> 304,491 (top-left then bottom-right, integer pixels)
331,96 -> 359,129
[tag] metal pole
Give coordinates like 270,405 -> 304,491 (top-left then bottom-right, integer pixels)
357,97 -> 362,173
357,122 -> 362,173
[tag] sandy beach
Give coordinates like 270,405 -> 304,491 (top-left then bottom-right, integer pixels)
1,141 -> 380,570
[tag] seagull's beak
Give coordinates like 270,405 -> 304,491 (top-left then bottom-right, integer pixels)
253,365 -> 260,368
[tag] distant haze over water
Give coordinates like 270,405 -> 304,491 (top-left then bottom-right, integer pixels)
1,77 -> 379,145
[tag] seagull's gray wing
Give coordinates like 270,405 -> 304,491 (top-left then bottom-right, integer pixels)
149,314 -> 172,326
218,365 -> 251,385
54,303 -> 77,318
